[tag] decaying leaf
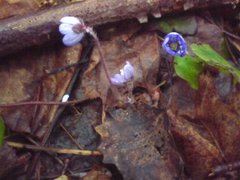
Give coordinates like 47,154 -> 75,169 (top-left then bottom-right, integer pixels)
73,33 -> 160,105
82,165 -> 112,180
97,104 -> 185,179
0,45 -> 82,138
196,73 -> 240,162
0,143 -> 30,179
39,99 -> 103,177
167,72 -> 240,178
0,0 -> 39,19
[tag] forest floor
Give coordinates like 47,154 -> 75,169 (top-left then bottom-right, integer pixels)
0,1 -> 240,179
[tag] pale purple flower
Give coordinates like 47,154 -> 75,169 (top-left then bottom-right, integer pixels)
59,16 -> 85,46
111,61 -> 134,86
162,32 -> 187,57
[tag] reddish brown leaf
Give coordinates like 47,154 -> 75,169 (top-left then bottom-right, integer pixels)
196,73 -> 240,162
167,73 -> 240,178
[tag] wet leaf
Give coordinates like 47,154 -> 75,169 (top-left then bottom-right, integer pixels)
191,43 -> 240,82
167,72 -> 240,178
41,99 -> 102,177
197,74 -> 240,163
0,143 -> 30,179
98,105 -> 185,179
167,110 -> 222,179
0,45 -> 82,138
174,55 -> 203,89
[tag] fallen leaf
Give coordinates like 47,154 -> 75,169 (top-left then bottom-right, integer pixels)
73,33 -> 160,106
0,45 -> 82,138
82,165 -> 112,180
39,99 -> 103,177
97,104 -> 185,179
0,143 -> 30,179
167,72 -> 240,178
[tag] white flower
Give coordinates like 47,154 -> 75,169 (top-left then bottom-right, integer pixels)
59,16 -> 85,46
61,94 -> 70,102
111,61 -> 134,86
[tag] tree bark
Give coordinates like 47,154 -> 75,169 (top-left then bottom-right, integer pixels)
0,0 -> 238,57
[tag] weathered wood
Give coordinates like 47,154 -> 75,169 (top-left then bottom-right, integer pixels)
0,0 -> 238,57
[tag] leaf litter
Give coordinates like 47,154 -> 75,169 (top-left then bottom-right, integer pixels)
0,3 -> 240,180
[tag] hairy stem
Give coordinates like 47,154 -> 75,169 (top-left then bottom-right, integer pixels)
90,31 -> 112,85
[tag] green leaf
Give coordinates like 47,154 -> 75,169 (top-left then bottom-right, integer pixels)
158,21 -> 172,33
174,55 -> 203,89
0,116 -> 5,146
191,44 -> 240,82
158,16 -> 197,35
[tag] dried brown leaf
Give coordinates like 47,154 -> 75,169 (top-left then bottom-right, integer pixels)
0,0 -> 39,19
0,143 -> 30,179
73,33 -> 160,105
0,45 -> 82,138
168,73 -> 240,178
196,73 -> 240,162
97,104 -> 185,179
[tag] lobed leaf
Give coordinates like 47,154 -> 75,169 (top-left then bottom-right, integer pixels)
174,55 -> 203,89
191,44 -> 240,82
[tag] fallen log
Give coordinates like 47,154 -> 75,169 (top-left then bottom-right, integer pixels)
0,0 -> 238,57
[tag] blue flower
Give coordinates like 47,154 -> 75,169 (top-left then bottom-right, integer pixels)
59,16 -> 85,46
111,61 -> 134,86
162,32 -> 187,57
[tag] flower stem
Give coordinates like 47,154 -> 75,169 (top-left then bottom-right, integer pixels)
87,29 -> 122,100
90,31 -> 112,85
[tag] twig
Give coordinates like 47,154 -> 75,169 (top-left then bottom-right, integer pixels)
0,99 -> 82,107
60,123 -> 84,149
0,0 -> 238,57
7,141 -> 102,156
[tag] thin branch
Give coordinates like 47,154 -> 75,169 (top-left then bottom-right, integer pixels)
0,0 -> 238,57
60,123 -> 84,150
7,141 -> 102,156
0,100 -> 82,107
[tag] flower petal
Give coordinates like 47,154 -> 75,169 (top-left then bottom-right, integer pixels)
110,74 -> 126,86
59,23 -> 74,35
162,32 -> 187,57
60,16 -> 80,25
62,32 -> 84,46
61,94 -> 70,102
122,61 -> 134,80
